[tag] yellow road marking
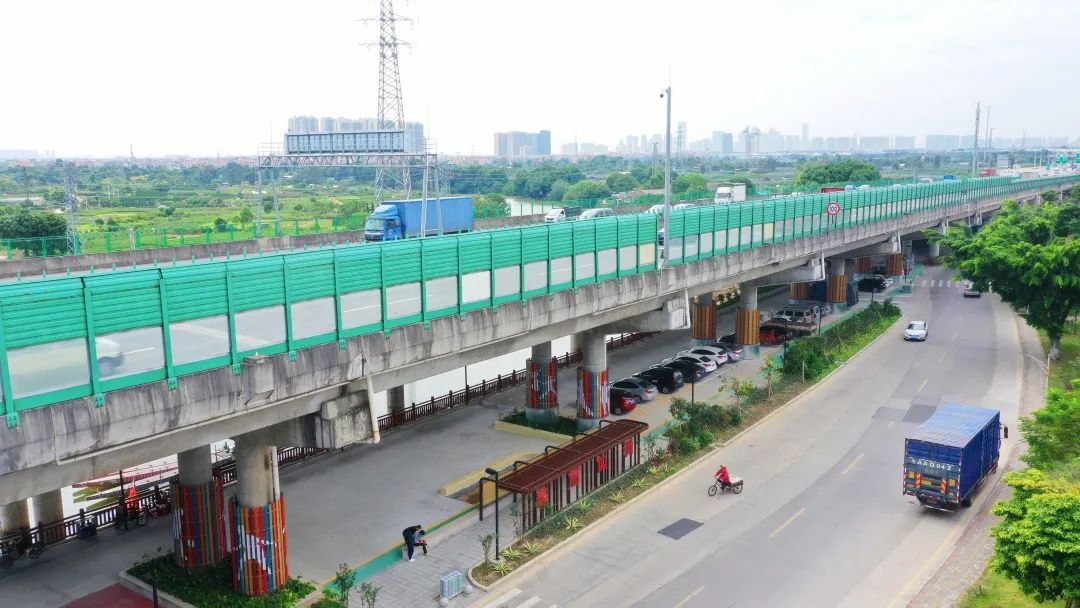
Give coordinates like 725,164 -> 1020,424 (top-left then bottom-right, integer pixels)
842,453 -> 865,475
672,586 -> 705,608
769,508 -> 806,539
917,378 -> 928,392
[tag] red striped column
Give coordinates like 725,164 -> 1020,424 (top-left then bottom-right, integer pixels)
691,300 -> 717,341
173,479 -> 225,568
576,328 -> 609,430
232,440 -> 288,596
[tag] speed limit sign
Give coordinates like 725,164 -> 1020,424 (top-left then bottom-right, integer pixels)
826,201 -> 842,216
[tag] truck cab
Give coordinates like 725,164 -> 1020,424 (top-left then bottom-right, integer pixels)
364,205 -> 404,241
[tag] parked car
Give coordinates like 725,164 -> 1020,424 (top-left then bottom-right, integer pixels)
609,387 -> 638,415
704,342 -> 744,362
858,276 -> 888,293
634,367 -> 684,394
773,306 -> 818,325
864,273 -> 893,286
759,324 -> 799,346
659,359 -> 707,382
579,208 -> 615,220
543,207 -> 583,223
962,282 -> 982,297
645,204 -> 665,215
682,347 -> 730,366
611,377 -> 658,403
664,354 -> 717,373
904,320 -> 929,341
672,203 -> 695,210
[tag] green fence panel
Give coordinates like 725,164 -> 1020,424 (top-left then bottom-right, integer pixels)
547,223 -> 574,292
458,232 -> 493,313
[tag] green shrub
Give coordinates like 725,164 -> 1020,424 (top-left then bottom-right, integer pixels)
696,430 -> 716,446
727,407 -> 743,427
129,554 -> 314,608
677,435 -> 700,454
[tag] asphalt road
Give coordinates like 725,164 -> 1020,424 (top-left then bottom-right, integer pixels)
491,267 -> 1025,608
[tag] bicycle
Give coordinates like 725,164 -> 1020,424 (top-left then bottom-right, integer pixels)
707,476 -> 744,496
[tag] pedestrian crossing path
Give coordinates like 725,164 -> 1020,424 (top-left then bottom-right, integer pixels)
467,587 -> 558,608
918,279 -> 962,288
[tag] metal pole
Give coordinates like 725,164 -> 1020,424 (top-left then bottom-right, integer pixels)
270,165 -> 281,237
485,468 -> 500,558
435,160 -> 444,235
420,161 -> 429,239
662,86 -> 672,266
255,171 -> 263,238
971,102 -> 981,178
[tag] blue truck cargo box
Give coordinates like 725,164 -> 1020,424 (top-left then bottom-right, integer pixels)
903,403 -> 1000,511
364,196 -> 474,240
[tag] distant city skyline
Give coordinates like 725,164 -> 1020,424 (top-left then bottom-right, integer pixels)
3,2 -> 1079,158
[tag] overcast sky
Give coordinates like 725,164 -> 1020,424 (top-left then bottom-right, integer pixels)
3,0 -> 1078,157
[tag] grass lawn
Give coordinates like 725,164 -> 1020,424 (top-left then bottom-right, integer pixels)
1039,324 -> 1080,391
958,567 -> 1065,608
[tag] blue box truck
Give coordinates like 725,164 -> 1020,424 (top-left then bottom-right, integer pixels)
903,403 -> 1000,511
363,196 -> 474,241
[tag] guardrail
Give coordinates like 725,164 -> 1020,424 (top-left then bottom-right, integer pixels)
376,332 -> 657,432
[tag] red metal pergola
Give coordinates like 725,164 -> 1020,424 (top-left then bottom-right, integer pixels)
480,419 -> 648,533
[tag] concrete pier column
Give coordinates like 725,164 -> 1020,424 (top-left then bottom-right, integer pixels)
827,258 -> 848,313
927,223 -> 946,265
886,253 -> 905,282
387,385 -> 406,413
525,341 -> 559,425
29,490 -> 64,543
690,298 -> 717,342
735,283 -> 760,359
0,499 -> 30,536
172,445 -> 224,569
789,282 -> 812,302
575,328 -> 609,431
231,436 -> 288,596
854,257 -> 872,277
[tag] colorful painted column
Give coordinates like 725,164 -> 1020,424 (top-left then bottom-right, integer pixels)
576,328 -> 609,431
691,298 -> 717,342
789,282 -> 812,302
173,445 -> 225,569
827,258 -> 848,313
232,437 -> 288,596
735,283 -> 760,359
525,341 -> 559,425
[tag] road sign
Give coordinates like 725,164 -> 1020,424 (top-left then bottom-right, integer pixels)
826,201 -> 842,216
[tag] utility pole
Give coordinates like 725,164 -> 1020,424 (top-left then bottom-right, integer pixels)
983,105 -> 991,167
971,102 -> 981,178
661,86 -> 672,267
63,161 -> 80,255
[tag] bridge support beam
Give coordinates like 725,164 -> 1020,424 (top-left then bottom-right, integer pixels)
172,445 -> 224,569
827,258 -> 848,313
525,341 -> 559,425
926,223 -> 946,265
387,385 -> 406,414
231,435 -> 288,596
0,498 -> 29,536
604,297 -> 689,333
735,283 -> 760,360
575,328 -> 609,431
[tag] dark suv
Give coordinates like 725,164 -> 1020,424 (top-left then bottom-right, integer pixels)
659,359 -> 707,382
634,367 -> 684,394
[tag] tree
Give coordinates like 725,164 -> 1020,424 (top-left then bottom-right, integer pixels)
990,468 -> 1080,608
563,180 -> 611,203
934,200 -> 1080,358
793,160 -> 881,187
549,179 -> 569,202
672,172 -> 707,194
213,218 -> 229,233
1021,388 -> 1080,469
606,172 -> 638,193
331,562 -> 356,607
1042,189 -> 1059,203
0,207 -> 71,255
474,193 -> 509,218
726,176 -> 756,195
236,205 -> 254,227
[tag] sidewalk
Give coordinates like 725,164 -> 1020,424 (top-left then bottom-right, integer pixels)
0,286 -> 839,608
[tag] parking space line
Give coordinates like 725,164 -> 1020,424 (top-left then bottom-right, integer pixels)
938,352 -> 946,363
516,597 -> 542,608
917,378 -> 928,392
887,421 -> 895,428
841,453 -> 864,475
672,586 -> 705,608
952,332 -> 958,341
769,508 -> 805,539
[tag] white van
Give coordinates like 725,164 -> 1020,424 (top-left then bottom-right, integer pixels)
579,208 -> 615,220
544,207 -> 583,223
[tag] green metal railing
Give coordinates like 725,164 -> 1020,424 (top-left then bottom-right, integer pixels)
0,175 -> 1073,427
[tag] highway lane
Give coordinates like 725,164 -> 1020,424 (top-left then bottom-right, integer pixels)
492,267 -> 1024,608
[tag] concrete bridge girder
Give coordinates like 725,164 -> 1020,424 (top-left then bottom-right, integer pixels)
0,188 -> 1049,506
605,296 -> 691,333
743,255 -> 825,288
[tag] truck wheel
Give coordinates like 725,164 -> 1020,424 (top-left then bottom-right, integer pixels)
961,496 -> 972,508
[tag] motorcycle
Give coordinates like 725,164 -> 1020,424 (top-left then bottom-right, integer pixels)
707,476 -> 744,496
0,534 -> 43,569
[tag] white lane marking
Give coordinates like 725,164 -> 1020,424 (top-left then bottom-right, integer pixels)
121,347 -> 155,355
952,332 -> 958,341
938,352 -> 946,364
842,453 -> 864,475
917,378 -> 928,392
514,597 -> 542,608
888,421 -> 896,428
769,508 -> 806,539
672,586 -> 705,608
470,588 -> 522,608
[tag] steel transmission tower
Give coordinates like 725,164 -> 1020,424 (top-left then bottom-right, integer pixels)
366,0 -> 412,203
63,161 -> 80,254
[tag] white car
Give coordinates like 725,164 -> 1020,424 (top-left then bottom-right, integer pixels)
663,354 -> 717,373
679,348 -> 729,367
904,321 -> 928,341
672,203 -> 694,210
645,204 -> 665,215
578,208 -> 615,220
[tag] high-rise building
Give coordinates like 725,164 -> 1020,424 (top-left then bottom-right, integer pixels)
676,122 -> 687,156
925,134 -> 960,151
960,135 -> 976,149
320,117 -> 338,132
711,131 -> 734,154
784,135 -> 801,152
561,142 -> 578,156
810,137 -> 825,151
626,135 -> 640,155
493,130 -> 551,157
893,135 -> 916,150
801,123 -> 809,145
859,136 -> 889,152
287,116 -> 319,133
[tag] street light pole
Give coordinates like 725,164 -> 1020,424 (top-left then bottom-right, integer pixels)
661,86 -> 672,267
485,467 -> 500,559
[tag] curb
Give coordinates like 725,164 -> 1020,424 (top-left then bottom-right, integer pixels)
119,569 -> 197,608
471,312 -> 904,596
492,420 -> 572,443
